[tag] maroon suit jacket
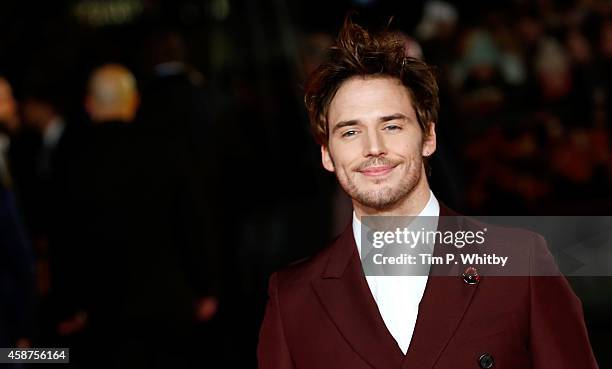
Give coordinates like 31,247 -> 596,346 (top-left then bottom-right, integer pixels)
257,205 -> 599,369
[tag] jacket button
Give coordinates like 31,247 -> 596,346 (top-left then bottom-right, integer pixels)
478,353 -> 494,368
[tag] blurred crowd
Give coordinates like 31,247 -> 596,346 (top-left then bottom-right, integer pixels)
0,0 -> 611,368
417,0 -> 612,214
0,31 -> 224,368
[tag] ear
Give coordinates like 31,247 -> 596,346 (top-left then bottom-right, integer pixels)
321,145 -> 335,172
422,122 -> 437,157
132,93 -> 141,111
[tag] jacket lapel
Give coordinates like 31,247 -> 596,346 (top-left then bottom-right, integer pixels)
311,204 -> 480,369
401,204 -> 481,369
312,225 -> 404,369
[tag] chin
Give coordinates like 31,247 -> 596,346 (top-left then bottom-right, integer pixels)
355,189 -> 400,208
362,181 -> 398,194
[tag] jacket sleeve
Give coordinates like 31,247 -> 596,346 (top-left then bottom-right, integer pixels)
257,272 -> 295,369
529,234 -> 599,369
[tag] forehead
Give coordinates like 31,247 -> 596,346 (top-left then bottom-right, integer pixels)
328,76 -> 416,124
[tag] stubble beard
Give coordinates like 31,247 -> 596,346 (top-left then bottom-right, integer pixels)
338,155 -> 423,211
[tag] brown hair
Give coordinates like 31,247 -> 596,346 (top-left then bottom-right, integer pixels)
304,18 -> 439,146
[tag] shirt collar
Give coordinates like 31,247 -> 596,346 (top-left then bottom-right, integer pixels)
353,190 -> 440,257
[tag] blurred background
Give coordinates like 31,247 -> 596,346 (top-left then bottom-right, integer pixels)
0,0 -> 610,367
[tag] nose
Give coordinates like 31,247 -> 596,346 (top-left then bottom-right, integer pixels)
363,129 -> 387,157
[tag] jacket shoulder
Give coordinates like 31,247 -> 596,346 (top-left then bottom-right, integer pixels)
273,236 -> 339,287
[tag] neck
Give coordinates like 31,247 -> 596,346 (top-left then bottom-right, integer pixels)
91,110 -> 133,124
353,168 -> 431,220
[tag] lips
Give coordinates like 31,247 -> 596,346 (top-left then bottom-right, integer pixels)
358,164 -> 396,177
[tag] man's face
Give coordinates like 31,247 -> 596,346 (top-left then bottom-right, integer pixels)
322,76 -> 436,210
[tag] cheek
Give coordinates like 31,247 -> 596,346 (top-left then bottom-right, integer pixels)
388,135 -> 422,156
329,142 -> 361,167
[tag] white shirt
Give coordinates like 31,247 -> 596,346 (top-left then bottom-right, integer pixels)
42,118 -> 65,149
352,190 -> 440,354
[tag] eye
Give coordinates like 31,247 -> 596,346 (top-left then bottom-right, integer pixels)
341,130 -> 358,137
384,125 -> 402,131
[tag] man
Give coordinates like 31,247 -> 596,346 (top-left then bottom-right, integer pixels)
55,64 -> 142,339
257,20 -> 599,369
66,64 -> 218,368
12,85 -> 78,249
6,80 -> 86,351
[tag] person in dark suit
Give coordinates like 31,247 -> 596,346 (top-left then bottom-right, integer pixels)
68,63 -> 219,368
257,19 -> 599,369
138,29 -> 211,169
5,80 -> 86,350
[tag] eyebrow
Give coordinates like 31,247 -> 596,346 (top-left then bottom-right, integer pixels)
379,113 -> 409,122
331,113 -> 410,134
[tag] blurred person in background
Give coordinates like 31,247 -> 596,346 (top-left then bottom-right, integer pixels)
65,63 -> 219,368
11,86 -> 68,244
61,64 -> 140,346
138,28 -> 210,156
4,77 -> 85,357
452,29 -> 510,132
0,75 -> 35,356
17,80 -> 83,234
0,75 -> 19,195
